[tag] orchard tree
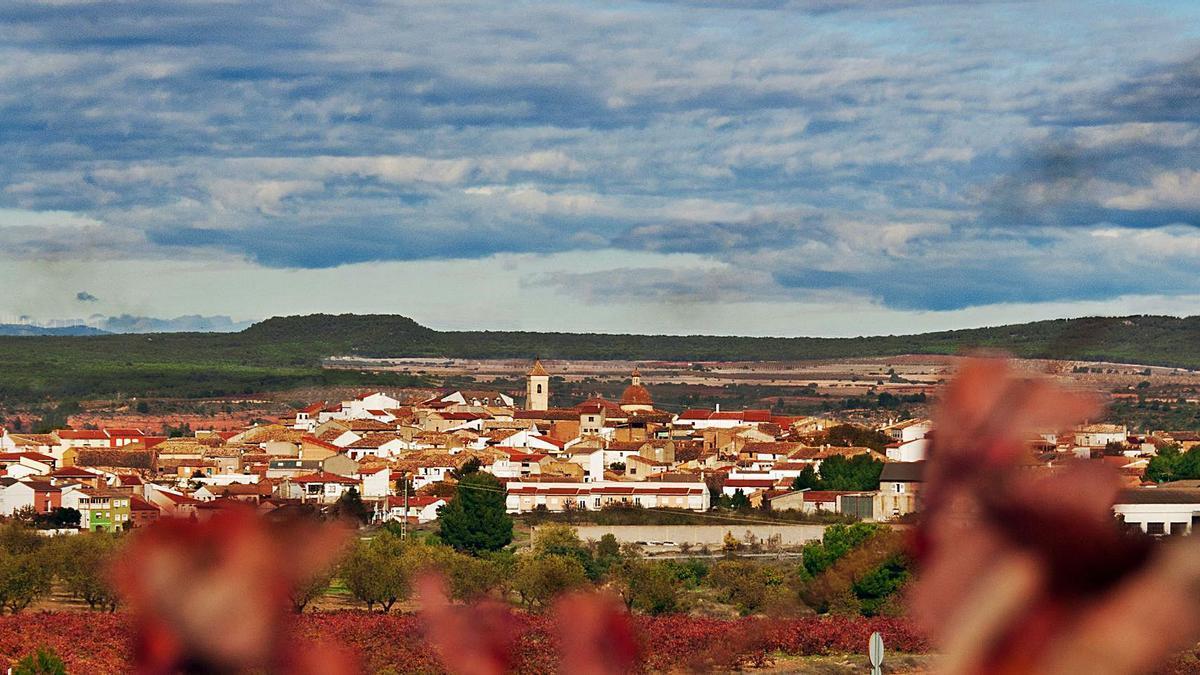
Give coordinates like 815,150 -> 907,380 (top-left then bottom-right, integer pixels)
55,533 -> 122,611
439,472 -> 512,554
619,560 -> 682,615
341,533 -> 410,612
0,551 -> 52,614
512,554 -> 587,608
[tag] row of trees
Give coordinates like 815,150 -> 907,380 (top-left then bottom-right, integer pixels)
329,520 -> 909,619
0,523 -> 122,614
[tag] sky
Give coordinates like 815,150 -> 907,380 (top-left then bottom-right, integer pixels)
4,0 -> 1200,336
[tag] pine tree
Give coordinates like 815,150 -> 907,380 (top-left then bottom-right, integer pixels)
334,487 -> 370,525
439,472 -> 513,554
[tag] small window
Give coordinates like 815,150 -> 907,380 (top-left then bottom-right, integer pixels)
1147,521 -> 1166,535
536,384 -> 543,394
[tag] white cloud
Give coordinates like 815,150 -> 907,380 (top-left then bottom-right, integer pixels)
1103,170 -> 1200,211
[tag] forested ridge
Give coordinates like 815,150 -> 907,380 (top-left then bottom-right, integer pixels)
1,313 -> 1198,402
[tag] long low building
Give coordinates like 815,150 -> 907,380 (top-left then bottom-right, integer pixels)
506,481 -> 709,513
1113,487 -> 1200,536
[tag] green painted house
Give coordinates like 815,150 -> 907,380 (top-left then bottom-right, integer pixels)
80,490 -> 132,532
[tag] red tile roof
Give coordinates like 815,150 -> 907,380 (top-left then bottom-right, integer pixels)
57,429 -> 110,440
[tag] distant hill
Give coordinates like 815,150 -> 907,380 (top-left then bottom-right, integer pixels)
237,313 -> 1200,366
2,313 -> 1199,403
0,324 -> 109,337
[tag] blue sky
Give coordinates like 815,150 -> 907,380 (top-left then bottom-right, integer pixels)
4,0 -> 1200,336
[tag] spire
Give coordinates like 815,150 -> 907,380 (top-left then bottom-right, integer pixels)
528,359 -> 549,377
631,364 -> 641,386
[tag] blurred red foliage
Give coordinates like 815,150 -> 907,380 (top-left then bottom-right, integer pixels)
0,611 -> 928,673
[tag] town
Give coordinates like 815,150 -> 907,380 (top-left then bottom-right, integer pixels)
1,359 -> 1193,539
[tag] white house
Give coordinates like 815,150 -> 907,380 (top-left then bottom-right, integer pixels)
378,495 -> 446,524
359,467 -> 391,499
1113,488 -> 1200,536
0,452 -> 55,478
494,429 -> 564,453
489,452 -> 550,480
880,419 -> 933,443
440,390 -> 514,408
565,447 -> 605,482
329,430 -> 363,448
345,434 -> 414,460
286,472 -> 361,504
506,481 -> 709,513
1074,424 -> 1128,448
341,392 -> 401,420
885,437 -> 929,462
292,403 -> 326,432
408,460 -> 461,490
675,408 -> 775,430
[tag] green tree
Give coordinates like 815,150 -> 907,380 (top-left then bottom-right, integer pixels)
439,472 -> 513,554
596,533 -> 620,559
341,533 -> 410,612
533,524 -> 599,578
289,564 -> 334,614
55,533 -> 121,611
820,424 -> 893,451
800,522 -> 881,577
0,551 -> 52,613
728,489 -> 750,510
333,487 -> 371,525
0,522 -> 43,555
706,560 -> 781,615
816,454 -> 885,491
450,457 -> 482,480
33,507 -> 81,530
512,554 -> 588,608
1144,443 -> 1200,483
852,556 -> 909,615
620,560 -> 682,615
790,466 -> 820,491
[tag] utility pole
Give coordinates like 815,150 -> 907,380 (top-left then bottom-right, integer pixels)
401,473 -> 409,541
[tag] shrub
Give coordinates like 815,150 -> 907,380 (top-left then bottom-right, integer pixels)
706,561 -> 786,615
12,647 -> 67,675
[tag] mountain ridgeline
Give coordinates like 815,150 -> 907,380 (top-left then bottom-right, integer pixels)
240,313 -> 1200,365
2,313 -> 1199,403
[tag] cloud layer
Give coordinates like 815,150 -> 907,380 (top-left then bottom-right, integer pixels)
3,0 -> 1200,325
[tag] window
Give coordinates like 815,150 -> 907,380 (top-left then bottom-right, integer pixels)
1147,521 -> 1166,535
536,384 -> 543,394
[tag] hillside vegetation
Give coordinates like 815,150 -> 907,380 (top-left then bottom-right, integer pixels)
1,313 -> 1198,403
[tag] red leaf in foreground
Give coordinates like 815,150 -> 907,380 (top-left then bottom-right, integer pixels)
112,507 -> 353,674
913,358 -> 1200,674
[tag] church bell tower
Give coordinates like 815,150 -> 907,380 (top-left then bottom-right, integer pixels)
526,359 -> 550,411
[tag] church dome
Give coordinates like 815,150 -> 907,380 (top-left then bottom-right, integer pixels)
620,383 -> 653,407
